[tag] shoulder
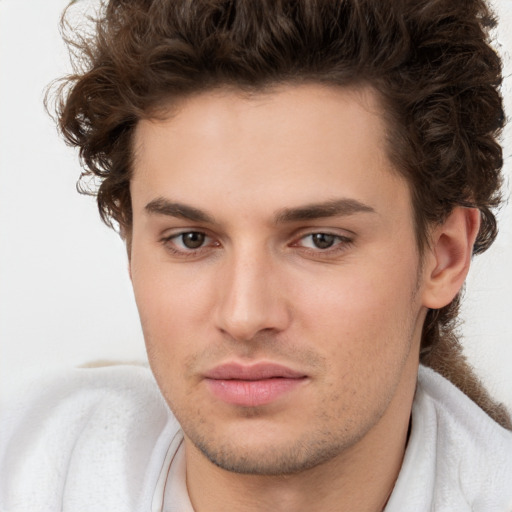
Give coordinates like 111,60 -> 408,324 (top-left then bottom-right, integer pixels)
416,365 -> 512,457
0,364 -> 180,512
387,365 -> 512,512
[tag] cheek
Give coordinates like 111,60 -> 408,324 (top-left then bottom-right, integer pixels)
129,251 -> 213,370
130,265 -> 209,403
294,255 -> 420,359
131,243 -> 214,321
294,268 -> 420,413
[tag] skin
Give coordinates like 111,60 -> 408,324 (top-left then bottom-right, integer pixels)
129,84 -> 479,512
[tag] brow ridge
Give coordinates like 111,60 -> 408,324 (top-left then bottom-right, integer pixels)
144,197 -> 375,225
274,198 -> 376,223
145,197 -> 215,223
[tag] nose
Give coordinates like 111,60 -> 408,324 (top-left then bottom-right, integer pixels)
214,247 -> 291,342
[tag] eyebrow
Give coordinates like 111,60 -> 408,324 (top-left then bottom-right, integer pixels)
145,197 -> 216,223
144,197 -> 376,224
274,198 -> 376,223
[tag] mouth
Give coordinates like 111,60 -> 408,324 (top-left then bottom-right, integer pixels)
204,362 -> 308,407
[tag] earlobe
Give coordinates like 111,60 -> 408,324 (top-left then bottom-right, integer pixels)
421,207 -> 481,309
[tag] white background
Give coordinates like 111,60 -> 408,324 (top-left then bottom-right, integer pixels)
1,0 -> 511,411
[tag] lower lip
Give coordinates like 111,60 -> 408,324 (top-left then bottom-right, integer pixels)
205,377 -> 305,407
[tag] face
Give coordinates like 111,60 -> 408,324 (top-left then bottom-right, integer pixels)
130,84 -> 426,475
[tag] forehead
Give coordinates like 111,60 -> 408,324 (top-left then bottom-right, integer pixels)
131,84 -> 410,224
135,84 -> 387,165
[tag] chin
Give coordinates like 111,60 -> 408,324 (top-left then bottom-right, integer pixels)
188,427 -> 357,476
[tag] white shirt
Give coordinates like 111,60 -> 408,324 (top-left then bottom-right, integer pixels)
386,367 -> 512,511
1,365 -> 511,511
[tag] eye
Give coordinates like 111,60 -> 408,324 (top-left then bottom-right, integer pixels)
305,233 -> 337,249
161,231 -> 217,255
177,232 -> 207,249
293,232 -> 353,254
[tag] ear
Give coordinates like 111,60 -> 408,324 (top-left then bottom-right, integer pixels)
421,207 -> 480,309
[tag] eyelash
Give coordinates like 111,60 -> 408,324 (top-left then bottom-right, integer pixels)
160,231 -> 354,258
160,231 -> 218,257
292,233 -> 354,255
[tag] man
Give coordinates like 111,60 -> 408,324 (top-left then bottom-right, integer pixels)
1,0 -> 511,510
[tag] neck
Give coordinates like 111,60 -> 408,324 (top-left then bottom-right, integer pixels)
184,361 -> 418,512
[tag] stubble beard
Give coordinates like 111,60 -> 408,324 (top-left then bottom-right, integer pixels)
175,397 -> 379,477
189,424 -> 358,476
154,279 -> 422,477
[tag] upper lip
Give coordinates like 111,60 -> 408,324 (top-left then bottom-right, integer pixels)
204,362 -> 307,381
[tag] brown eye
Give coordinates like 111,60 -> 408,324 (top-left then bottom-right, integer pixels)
295,232 -> 353,254
161,231 -> 219,257
311,233 -> 336,249
181,232 -> 206,249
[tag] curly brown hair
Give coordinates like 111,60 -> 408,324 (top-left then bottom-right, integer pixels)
52,0 -> 510,427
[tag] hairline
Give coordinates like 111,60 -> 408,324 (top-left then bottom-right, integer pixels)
127,80 -> 430,254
